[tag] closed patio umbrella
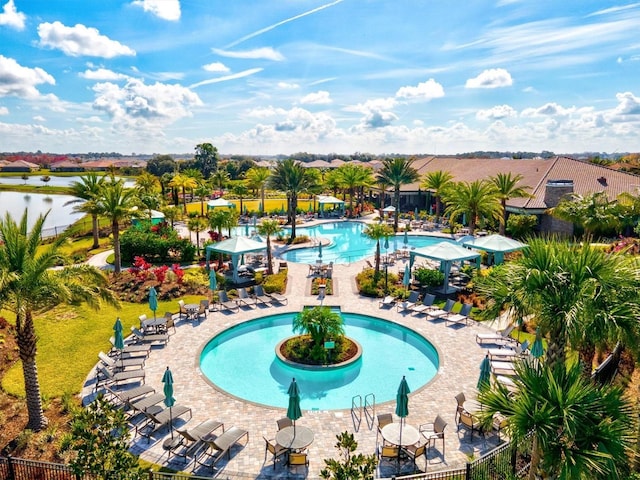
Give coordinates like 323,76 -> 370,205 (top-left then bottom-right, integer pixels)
148,286 -> 158,320
318,242 -> 323,260
287,378 -> 302,433
162,366 -> 176,439
113,317 -> 124,370
403,230 -> 409,248
209,269 -> 217,291
245,223 -> 250,236
395,376 -> 410,470
477,354 -> 491,391
403,264 -> 411,290
530,328 -> 544,359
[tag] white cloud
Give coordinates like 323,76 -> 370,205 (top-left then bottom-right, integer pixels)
0,0 -> 25,30
0,55 -> 55,98
37,21 -> 136,58
212,47 -> 284,61
521,102 -> 578,117
300,90 -> 332,105
395,79 -> 444,100
277,82 -> 299,89
0,106 -> 8,115
345,97 -> 398,128
465,68 -> 513,89
612,91 -> 640,115
92,78 -> 202,129
80,68 -> 129,80
476,104 -> 517,121
132,0 -> 181,21
245,106 -> 287,118
203,62 -> 230,73
189,68 -> 263,88
33,115 -> 45,122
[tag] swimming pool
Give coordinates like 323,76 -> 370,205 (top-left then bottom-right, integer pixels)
280,221 -> 451,264
199,311 -> 439,411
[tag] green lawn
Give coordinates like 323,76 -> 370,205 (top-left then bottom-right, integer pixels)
1,295 -> 205,398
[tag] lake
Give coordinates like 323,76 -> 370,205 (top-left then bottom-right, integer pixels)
0,175 -> 135,187
0,191 -> 83,236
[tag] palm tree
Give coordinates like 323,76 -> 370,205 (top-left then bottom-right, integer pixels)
160,205 -> 181,228
245,167 -> 270,216
135,171 -> 160,197
376,157 -> 419,231
293,306 -> 345,352
550,192 -> 620,237
95,179 -> 137,274
489,172 -> 531,235
187,216 -> 208,256
194,181 -> 211,216
421,170 -> 453,220
169,173 -> 198,213
65,172 -> 106,249
211,168 -> 230,196
269,159 -> 314,242
478,361 -> 633,480
257,218 -> 281,275
475,238 -> 640,371
232,182 -> 250,214
441,180 -> 500,234
364,223 -> 393,277
0,210 -> 118,430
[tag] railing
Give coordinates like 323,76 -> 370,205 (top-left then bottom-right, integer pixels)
351,394 -> 362,431
0,456 -> 89,480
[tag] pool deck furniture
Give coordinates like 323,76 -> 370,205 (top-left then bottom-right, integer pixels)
426,299 -> 455,321
216,290 -> 240,313
130,326 -> 169,346
170,420 -> 225,462
419,414 -> 447,460
109,337 -> 150,358
137,404 -> 193,441
127,392 -> 165,418
445,303 -> 473,326
275,425 -> 314,451
490,360 -> 517,376
98,351 -> 145,371
237,288 -> 258,308
183,303 -> 200,321
196,426 -> 249,470
96,366 -> 145,390
253,285 -> 272,305
264,436 -> 289,469
410,293 -> 436,316
104,384 -> 155,407
396,291 -> 420,313
379,295 -> 396,308
266,291 -> 288,305
476,325 -> 516,345
381,423 -> 421,447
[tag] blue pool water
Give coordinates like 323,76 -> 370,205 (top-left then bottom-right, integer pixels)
199,311 -> 439,411
280,221 -> 451,264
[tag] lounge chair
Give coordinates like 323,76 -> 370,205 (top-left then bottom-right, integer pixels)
237,288 -> 257,308
96,366 -> 145,390
109,337 -> 150,359
99,351 -> 145,370
426,299 -> 455,320
266,291 -> 288,305
170,420 -> 225,462
487,340 -> 530,361
253,285 -> 272,305
130,326 -> 169,345
410,293 -> 436,316
491,360 -> 517,376
476,325 -> 516,345
127,392 -> 165,417
137,404 -> 193,441
216,290 -> 240,313
396,291 -> 420,313
103,384 -> 155,407
196,426 -> 249,469
446,302 -> 473,326
495,375 -> 517,393
378,295 -> 396,309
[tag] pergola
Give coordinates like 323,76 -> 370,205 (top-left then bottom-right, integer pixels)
205,237 -> 266,283
207,198 -> 235,210
317,195 -> 345,217
462,234 -> 527,265
410,241 -> 481,294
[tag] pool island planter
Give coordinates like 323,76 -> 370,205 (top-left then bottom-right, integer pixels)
275,336 -> 363,371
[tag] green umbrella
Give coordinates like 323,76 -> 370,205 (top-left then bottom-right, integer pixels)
530,328 -> 544,359
477,354 -> 491,391
162,366 -> 176,438
383,236 -> 389,251
209,269 -> 217,291
148,286 -> 158,320
403,264 -> 411,290
245,223 -> 250,236
395,376 -> 410,469
403,229 -> 409,247
113,317 -> 124,351
287,378 -> 302,432
318,242 -> 323,260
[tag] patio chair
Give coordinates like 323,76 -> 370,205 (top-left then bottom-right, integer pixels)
130,326 -> 169,345
277,417 -> 293,430
196,300 -> 209,321
98,351 -> 145,371
458,411 -> 482,439
445,302 -> 473,326
266,291 -> 288,305
178,300 -> 187,319
378,295 -> 396,309
237,288 -> 258,308
376,413 -> 393,445
197,426 -> 249,469
163,313 -> 176,335
264,436 -> 288,469
454,392 -> 466,425
396,291 -> 420,313
216,290 -> 240,313
170,420 -> 225,462
378,444 -> 400,464
137,404 -> 193,441
419,414 -> 447,458
476,325 -> 516,345
96,366 -> 145,390
288,451 -> 309,471
492,413 -> 508,441
410,293 -> 436,316
253,285 -> 272,305
401,442 -> 427,473
426,299 -> 455,321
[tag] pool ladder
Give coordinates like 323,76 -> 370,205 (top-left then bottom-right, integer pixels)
351,393 -> 375,432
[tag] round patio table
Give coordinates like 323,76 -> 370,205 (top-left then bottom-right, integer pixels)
275,426 -> 314,451
381,423 -> 420,446
463,400 -> 482,415
184,303 -> 199,320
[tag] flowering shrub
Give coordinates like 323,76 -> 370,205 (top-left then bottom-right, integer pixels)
171,264 -> 185,284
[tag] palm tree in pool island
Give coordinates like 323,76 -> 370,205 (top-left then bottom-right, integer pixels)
0,210 -> 118,430
377,157 -> 419,232
364,223 -> 393,278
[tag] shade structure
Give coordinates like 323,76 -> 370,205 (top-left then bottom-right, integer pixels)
395,376 -> 410,471
205,236 -> 267,283
530,328 -> 544,359
403,264 -> 411,289
287,378 -> 302,431
410,241 -> 481,294
207,197 -> 234,209
382,205 -> 396,213
148,286 -> 158,320
209,269 -> 217,291
162,366 -> 176,438
477,355 -> 491,391
462,234 -> 527,265
317,195 -> 345,217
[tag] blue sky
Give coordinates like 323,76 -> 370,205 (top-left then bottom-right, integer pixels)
1,0 -> 640,156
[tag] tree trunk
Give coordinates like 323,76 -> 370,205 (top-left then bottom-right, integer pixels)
394,189 -> 400,232
112,220 -> 121,274
579,343 -> 596,379
545,325 -> 566,371
500,199 -> 507,236
375,240 -> 381,276
528,433 -> 541,480
17,311 -> 47,431
266,236 -> 273,275
91,214 -> 100,249
260,187 -> 265,216
290,195 -> 297,242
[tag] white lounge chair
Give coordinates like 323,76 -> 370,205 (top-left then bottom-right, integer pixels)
410,293 -> 436,316
379,295 -> 396,309
237,288 -> 257,308
487,340 -> 530,361
491,360 -> 517,376
426,299 -> 455,320
216,290 -> 240,312
476,325 -> 516,345
396,291 -> 420,313
446,302 -> 473,326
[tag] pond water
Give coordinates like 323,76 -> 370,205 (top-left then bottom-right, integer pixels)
0,175 -> 134,187
0,191 -> 83,235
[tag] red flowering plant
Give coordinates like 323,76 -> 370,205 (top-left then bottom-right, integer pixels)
171,264 -> 185,284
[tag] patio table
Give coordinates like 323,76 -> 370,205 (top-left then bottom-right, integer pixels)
276,426 -> 314,451
381,423 -> 420,447
184,303 -> 199,321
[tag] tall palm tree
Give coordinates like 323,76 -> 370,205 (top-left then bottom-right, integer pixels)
257,219 -> 281,275
489,172 -> 531,236
550,192 -> 620,237
269,159 -> 314,242
478,361 -> 633,480
232,182 -> 250,214
187,216 -> 208,256
475,238 -> 640,371
421,170 -> 453,220
245,167 -> 270,216
95,180 -> 137,274
376,157 -> 419,232
364,223 -> 393,277
440,180 -> 500,234
0,210 -> 118,430
169,173 -> 198,213
65,172 -> 106,249
194,181 -> 211,216
135,171 -> 160,197
160,205 -> 181,228
211,168 -> 230,196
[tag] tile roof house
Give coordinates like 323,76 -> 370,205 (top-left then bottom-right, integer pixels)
392,156 -> 640,235
0,159 -> 39,172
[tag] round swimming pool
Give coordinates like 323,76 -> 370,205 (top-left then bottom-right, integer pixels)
279,221 -> 451,264
199,311 -> 439,410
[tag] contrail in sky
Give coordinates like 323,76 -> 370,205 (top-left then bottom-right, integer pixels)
224,0 -> 344,49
